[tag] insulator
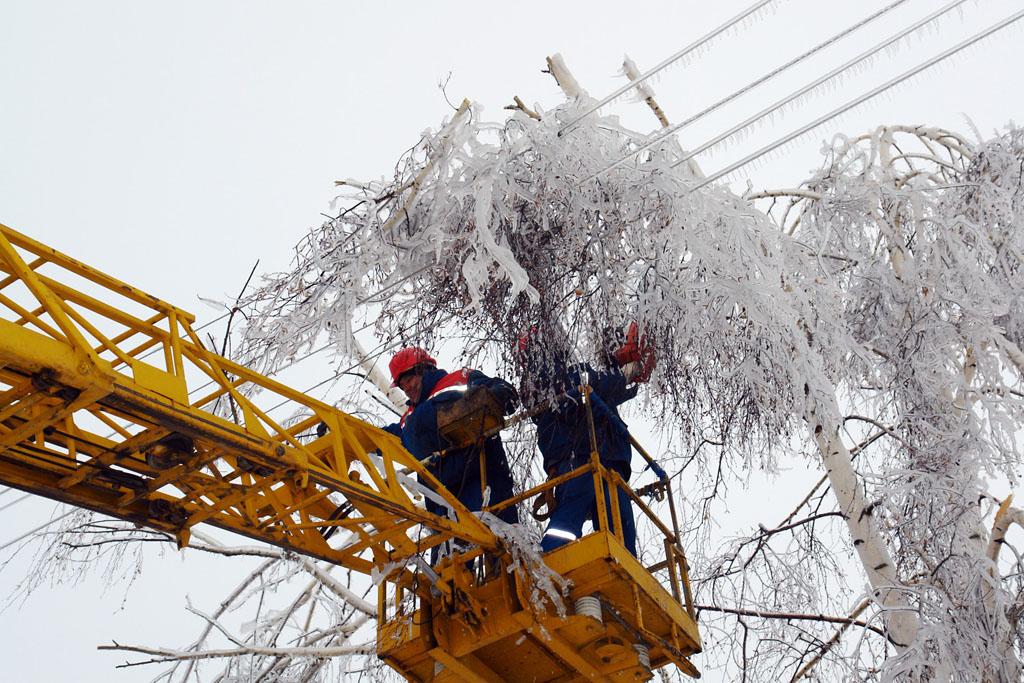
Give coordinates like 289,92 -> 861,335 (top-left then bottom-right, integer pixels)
634,643 -> 651,670
574,595 -> 602,622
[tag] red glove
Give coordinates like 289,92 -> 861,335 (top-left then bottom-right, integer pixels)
612,322 -> 656,383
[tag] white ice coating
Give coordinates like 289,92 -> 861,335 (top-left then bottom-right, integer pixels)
370,560 -> 404,587
479,512 -> 569,620
620,55 -> 656,102
545,53 -> 584,99
365,451 -> 455,519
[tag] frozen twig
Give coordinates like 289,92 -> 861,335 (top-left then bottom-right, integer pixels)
99,641 -> 374,665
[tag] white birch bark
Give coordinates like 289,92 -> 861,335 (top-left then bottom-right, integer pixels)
986,498 -> 1024,683
805,395 -> 919,648
544,53 -> 585,100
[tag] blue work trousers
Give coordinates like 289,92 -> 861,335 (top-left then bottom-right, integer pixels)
541,459 -> 637,557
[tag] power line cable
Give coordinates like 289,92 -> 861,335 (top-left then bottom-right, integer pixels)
557,0 -> 785,136
580,0 -> 912,184
0,509 -> 75,553
183,274 -> 427,402
0,493 -> 31,514
688,6 -> 1024,193
262,311 -> 458,417
667,0 -> 971,170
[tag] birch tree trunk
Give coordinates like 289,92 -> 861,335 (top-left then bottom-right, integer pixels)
805,394 -> 919,648
987,499 -> 1024,683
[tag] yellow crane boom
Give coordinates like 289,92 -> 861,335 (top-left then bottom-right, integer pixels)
0,223 -> 701,681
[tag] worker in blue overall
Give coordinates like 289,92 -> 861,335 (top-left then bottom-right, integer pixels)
387,347 -> 520,526
522,324 -> 654,558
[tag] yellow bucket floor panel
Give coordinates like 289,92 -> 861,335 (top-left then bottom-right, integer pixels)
379,531 -> 701,682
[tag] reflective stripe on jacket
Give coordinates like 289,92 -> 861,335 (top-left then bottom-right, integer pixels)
398,368 -> 471,429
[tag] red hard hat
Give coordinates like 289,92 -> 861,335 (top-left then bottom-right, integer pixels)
388,347 -> 436,386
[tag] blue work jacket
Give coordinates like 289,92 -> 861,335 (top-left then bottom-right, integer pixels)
530,361 -> 637,474
399,367 -> 518,504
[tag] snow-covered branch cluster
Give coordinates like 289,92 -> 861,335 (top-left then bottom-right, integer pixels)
232,101 -> 1024,680
89,529 -> 380,681
240,103 -> 855,459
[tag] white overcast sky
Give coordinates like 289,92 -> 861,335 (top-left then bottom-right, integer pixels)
2,1 -> 1023,680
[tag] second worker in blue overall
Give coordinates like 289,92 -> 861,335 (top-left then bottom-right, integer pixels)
523,324 -> 655,558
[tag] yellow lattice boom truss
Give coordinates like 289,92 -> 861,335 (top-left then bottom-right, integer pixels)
0,223 -> 701,682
